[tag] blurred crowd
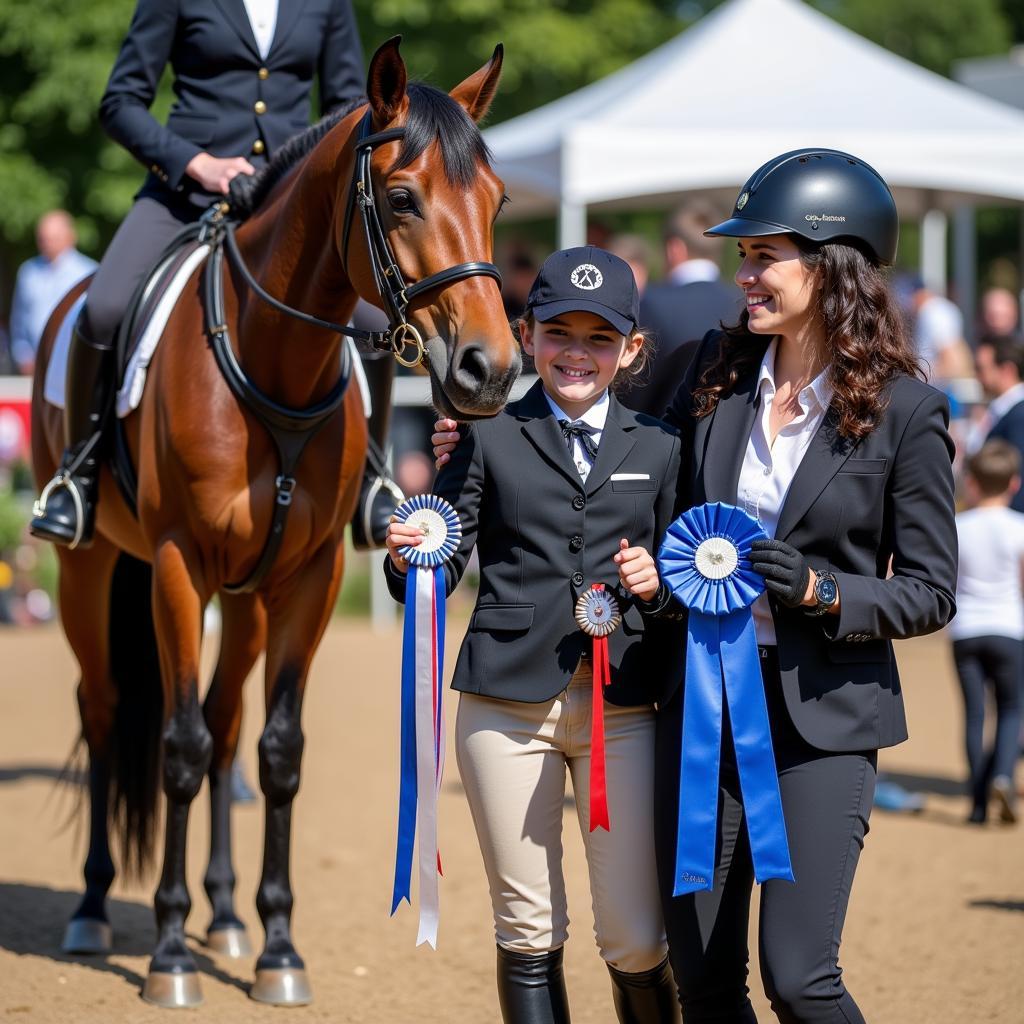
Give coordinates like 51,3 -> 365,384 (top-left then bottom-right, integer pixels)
3,201 -> 1024,826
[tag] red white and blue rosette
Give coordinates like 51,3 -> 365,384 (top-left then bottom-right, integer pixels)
657,502 -> 794,896
392,494 -> 461,948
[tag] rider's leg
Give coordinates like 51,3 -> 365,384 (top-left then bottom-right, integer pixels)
32,197 -> 193,548
350,301 -> 403,550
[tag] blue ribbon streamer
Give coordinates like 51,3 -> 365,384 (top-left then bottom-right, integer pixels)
391,567 -> 420,913
658,502 -> 794,896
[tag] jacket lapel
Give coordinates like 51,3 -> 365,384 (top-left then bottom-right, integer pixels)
268,0 -> 308,56
701,351 -> 765,503
212,0 -> 261,60
774,406 -> 857,541
518,382 -> 585,492
584,396 -> 637,496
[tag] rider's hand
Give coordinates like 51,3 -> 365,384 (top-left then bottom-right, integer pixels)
613,538 -> 660,601
185,152 -> 256,194
386,515 -> 423,575
432,418 -> 461,469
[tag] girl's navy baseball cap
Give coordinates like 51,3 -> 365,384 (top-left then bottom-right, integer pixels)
526,246 -> 640,336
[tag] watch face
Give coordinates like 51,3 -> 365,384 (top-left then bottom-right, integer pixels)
816,577 -> 838,605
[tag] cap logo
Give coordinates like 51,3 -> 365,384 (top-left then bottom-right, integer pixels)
805,213 -> 846,223
736,191 -> 749,211
570,264 -> 603,290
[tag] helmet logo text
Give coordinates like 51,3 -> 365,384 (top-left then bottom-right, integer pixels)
805,213 -> 847,223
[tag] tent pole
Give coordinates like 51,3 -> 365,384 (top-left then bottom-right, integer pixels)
920,207 -> 948,296
558,199 -> 587,250
953,204 -> 976,346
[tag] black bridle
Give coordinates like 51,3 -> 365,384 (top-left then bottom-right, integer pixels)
189,107 -> 502,593
202,108 -> 503,368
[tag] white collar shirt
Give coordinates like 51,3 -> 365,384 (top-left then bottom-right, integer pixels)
737,339 -> 833,644
242,0 -> 279,59
543,389 -> 610,481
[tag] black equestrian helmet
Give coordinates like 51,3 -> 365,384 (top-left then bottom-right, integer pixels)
705,149 -> 899,266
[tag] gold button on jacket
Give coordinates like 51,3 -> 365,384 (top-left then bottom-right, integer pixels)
254,100 -> 267,115
258,67 -> 269,80
251,139 -> 265,155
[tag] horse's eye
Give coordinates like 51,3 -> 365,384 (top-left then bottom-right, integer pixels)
388,189 -> 416,213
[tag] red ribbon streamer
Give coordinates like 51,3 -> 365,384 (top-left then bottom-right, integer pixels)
590,585 -> 611,832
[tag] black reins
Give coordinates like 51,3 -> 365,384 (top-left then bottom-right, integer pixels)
193,107 -> 502,592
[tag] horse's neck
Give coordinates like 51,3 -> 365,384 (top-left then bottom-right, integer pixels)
231,160 -> 358,411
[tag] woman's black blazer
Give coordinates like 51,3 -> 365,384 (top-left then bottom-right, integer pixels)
664,332 -> 957,752
100,0 -> 364,207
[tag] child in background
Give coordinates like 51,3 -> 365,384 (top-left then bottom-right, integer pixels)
952,439 -> 1024,824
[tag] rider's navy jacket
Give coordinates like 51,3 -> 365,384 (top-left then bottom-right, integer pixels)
100,0 -> 364,207
385,381 -> 687,707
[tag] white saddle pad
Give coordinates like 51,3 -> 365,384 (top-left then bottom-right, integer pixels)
43,240 -> 371,420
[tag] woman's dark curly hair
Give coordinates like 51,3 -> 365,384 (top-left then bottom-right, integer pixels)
692,238 -> 924,439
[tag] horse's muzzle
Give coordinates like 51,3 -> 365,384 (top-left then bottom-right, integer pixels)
425,336 -> 521,419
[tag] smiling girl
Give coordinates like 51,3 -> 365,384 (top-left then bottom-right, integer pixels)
386,247 -> 683,1024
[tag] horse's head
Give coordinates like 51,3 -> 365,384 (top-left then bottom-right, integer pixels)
344,38 -> 521,420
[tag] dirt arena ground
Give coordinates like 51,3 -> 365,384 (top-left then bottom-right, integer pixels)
1,618 -> 1022,1023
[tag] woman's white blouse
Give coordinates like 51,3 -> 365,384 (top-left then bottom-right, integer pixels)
736,339 -> 833,645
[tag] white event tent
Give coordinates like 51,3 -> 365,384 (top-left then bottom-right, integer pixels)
484,0 -> 1024,327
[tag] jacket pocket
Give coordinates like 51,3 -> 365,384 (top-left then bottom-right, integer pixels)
611,478 -> 658,492
470,604 -> 535,632
838,458 -> 887,475
826,638 -> 889,663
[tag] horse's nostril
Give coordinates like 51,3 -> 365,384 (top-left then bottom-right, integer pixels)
452,344 -> 491,390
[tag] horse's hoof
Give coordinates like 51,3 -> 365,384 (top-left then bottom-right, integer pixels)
62,918 -> 113,954
141,969 -> 203,1008
205,926 -> 253,958
250,967 -> 313,1005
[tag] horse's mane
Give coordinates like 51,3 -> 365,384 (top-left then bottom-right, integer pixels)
228,84 -> 491,221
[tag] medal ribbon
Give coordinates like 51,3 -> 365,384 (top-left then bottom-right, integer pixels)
391,495 -> 459,949
589,583 -> 610,833
657,502 -> 794,896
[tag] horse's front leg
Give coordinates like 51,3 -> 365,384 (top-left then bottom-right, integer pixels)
203,590 -> 267,958
250,539 -> 345,1006
142,535 -> 212,1008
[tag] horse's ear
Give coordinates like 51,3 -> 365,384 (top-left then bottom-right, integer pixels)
449,44 -> 503,124
367,36 -> 408,128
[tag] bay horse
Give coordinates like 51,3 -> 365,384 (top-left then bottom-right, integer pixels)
30,38 -> 519,1007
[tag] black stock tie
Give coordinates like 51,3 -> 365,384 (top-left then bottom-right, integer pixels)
558,419 -> 599,462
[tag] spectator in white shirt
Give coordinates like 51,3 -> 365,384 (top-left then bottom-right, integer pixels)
952,439 -> 1024,824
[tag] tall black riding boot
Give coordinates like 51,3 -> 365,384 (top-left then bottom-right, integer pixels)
30,318 -> 114,549
607,958 -> 680,1024
496,945 -> 571,1024
350,351 -> 403,550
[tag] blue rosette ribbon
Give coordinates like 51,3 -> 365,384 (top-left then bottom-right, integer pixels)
391,493 -> 462,947
657,501 -> 794,896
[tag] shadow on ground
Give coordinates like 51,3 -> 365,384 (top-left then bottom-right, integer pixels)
0,882 -> 248,995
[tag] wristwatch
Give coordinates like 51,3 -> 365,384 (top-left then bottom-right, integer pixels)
808,571 -> 839,616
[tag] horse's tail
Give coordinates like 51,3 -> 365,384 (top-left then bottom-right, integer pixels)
108,552 -> 163,879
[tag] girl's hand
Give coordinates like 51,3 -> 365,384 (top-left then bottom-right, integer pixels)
386,515 -> 423,574
613,538 -> 660,601
431,418 -> 461,469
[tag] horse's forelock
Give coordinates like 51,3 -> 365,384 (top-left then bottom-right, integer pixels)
388,83 -> 492,189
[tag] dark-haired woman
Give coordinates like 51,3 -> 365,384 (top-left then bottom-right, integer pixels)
655,151 -> 957,1022
32,0 -> 397,550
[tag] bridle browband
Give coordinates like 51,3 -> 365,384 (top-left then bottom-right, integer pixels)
201,107 -> 503,368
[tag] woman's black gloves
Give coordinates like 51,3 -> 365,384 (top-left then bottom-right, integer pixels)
748,539 -> 811,608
